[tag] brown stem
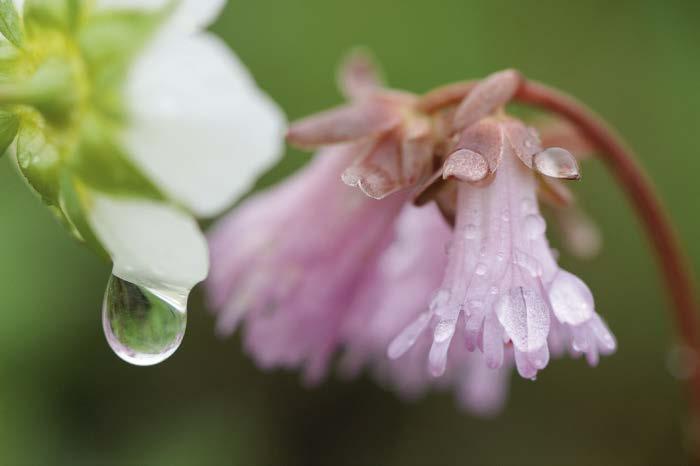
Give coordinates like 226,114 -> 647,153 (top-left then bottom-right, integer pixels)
420,77 -> 700,450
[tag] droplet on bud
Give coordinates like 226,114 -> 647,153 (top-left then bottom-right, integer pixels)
102,274 -> 188,366
533,147 -> 581,180
523,214 -> 547,239
464,223 -> 478,239
443,149 -> 488,183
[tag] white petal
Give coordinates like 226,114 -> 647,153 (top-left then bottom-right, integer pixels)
122,33 -> 285,217
87,192 -> 209,292
95,0 -> 225,33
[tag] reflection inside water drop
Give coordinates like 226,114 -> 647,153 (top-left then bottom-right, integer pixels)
102,274 -> 188,366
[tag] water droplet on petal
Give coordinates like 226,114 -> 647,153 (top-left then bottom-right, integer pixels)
475,263 -> 488,276
523,214 -> 547,240
434,319 -> 457,343
464,223 -> 478,240
514,249 -> 543,277
102,275 -> 188,366
533,147 -> 581,180
430,289 -> 451,310
521,198 -> 535,214
496,287 -> 550,353
443,149 -> 489,182
468,299 -> 484,311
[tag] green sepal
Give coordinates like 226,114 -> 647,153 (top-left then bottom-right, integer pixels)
58,172 -> 110,261
23,0 -> 84,34
78,8 -> 168,119
70,111 -> 164,200
0,40 -> 21,80
0,108 -> 18,156
79,8 -> 165,70
15,111 -> 61,205
21,58 -> 80,121
0,0 -> 23,48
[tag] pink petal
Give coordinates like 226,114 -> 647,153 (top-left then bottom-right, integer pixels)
453,69 -> 521,131
337,48 -> 384,100
287,101 -> 400,148
502,119 -> 542,168
342,135 -> 405,199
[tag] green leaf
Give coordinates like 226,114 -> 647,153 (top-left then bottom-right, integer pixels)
0,108 -> 18,156
15,113 -> 61,205
70,112 -> 164,200
0,0 -> 23,48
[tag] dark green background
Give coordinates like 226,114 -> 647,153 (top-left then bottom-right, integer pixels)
1,0 -> 699,464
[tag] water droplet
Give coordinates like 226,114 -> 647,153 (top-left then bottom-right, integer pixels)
533,147 -> 581,180
434,319 -> 456,343
489,286 -> 499,295
444,149 -> 489,182
430,289 -> 450,310
520,198 -> 535,214
102,275 -> 188,366
524,214 -> 547,239
496,252 -> 505,262
501,209 -> 510,222
464,223 -> 478,240
468,299 -> 484,310
514,249 -> 543,277
475,263 -> 488,276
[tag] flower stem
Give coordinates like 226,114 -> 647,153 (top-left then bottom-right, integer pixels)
419,77 -> 700,455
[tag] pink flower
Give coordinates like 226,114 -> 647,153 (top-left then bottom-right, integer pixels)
207,143 -> 406,383
207,53 -> 617,412
340,204 -> 512,415
388,116 -> 616,380
286,50 -> 434,200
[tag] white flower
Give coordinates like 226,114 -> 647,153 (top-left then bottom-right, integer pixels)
7,0 -> 285,296
12,0 -> 285,294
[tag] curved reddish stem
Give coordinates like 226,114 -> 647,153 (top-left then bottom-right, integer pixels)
420,78 -> 700,446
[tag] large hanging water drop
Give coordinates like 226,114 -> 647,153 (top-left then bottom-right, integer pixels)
102,274 -> 188,366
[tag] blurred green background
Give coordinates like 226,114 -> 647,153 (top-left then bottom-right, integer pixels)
1,0 -> 699,464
